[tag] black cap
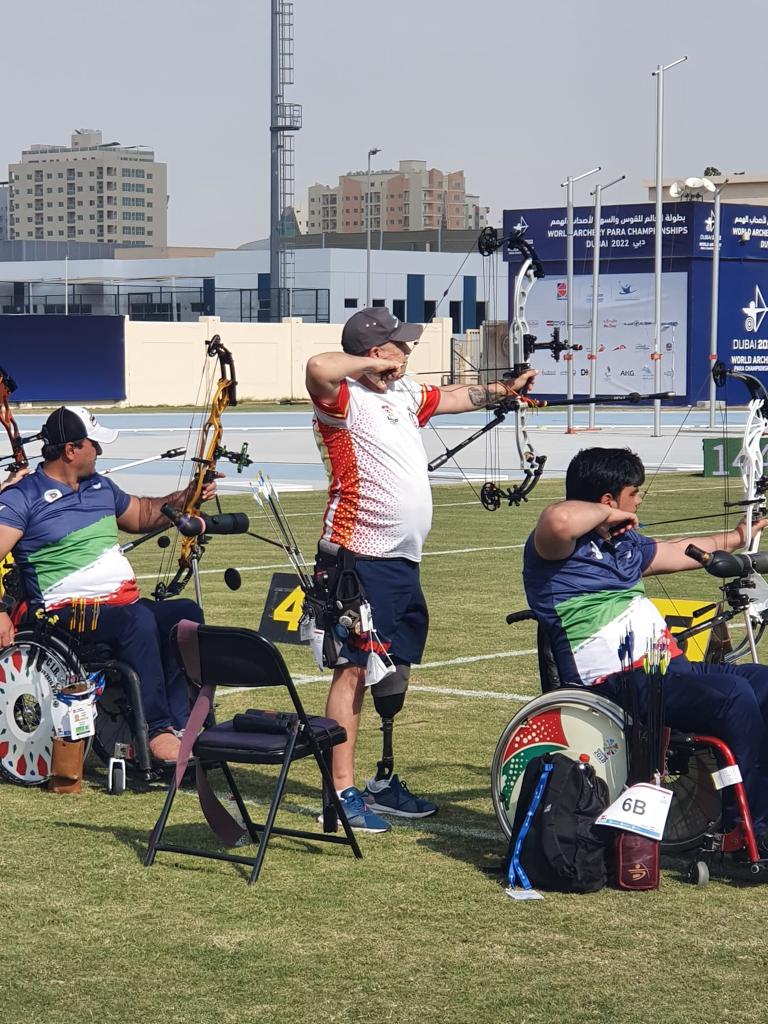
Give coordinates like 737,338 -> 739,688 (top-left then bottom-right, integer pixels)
42,406 -> 118,446
341,307 -> 423,355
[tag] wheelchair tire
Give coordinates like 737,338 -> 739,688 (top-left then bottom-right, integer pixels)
491,690 -> 722,855
491,690 -> 628,839
92,677 -> 143,776
660,744 -> 721,853
0,630 -> 91,786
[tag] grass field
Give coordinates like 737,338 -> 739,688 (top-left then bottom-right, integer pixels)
3,474 -> 768,1024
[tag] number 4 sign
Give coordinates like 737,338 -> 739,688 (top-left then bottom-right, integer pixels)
595,783 -> 673,841
257,572 -> 307,646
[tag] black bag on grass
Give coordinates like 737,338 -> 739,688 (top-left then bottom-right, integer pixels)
506,752 -> 609,893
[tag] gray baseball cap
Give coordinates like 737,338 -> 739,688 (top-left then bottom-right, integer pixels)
341,307 -> 423,355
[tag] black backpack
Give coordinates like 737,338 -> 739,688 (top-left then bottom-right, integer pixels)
506,752 -> 609,894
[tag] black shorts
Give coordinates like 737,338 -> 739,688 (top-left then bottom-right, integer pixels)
340,556 -> 428,667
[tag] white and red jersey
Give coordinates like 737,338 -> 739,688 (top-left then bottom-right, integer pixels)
312,377 -> 441,561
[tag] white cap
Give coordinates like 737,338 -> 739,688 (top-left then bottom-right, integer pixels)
43,405 -> 119,445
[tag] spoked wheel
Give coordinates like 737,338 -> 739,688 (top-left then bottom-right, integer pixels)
661,746 -> 721,853
491,691 -> 723,854
0,630 -> 89,786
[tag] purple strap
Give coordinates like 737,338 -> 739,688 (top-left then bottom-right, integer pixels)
174,623 -> 247,848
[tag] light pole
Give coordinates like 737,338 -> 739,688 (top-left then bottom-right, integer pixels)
651,56 -> 687,436
366,147 -> 381,307
561,166 -> 600,432
670,175 -> 725,429
588,174 -> 625,428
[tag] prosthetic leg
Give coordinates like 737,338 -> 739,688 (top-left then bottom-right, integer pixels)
371,665 -> 410,781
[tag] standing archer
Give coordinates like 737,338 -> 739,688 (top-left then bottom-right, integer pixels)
306,306 -> 537,832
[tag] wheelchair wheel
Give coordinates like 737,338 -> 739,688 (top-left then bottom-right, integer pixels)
491,690 -> 722,854
0,630 -> 89,786
491,690 -> 628,841
92,675 -> 140,771
661,744 -> 721,852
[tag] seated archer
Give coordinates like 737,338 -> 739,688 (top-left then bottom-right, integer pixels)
523,446 -> 768,842
0,406 -> 217,763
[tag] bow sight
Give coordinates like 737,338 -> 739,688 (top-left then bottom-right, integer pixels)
478,227 -> 583,381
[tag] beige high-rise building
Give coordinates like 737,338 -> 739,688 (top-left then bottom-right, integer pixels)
306,159 -> 488,234
8,129 -> 167,247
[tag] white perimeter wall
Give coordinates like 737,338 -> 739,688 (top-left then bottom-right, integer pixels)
123,315 -> 453,405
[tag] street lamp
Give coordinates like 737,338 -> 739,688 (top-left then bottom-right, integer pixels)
560,166 -> 601,432
651,55 -> 688,436
366,147 -> 381,307
669,175 -> 725,429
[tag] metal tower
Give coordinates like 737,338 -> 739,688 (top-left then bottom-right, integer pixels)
270,0 -> 302,321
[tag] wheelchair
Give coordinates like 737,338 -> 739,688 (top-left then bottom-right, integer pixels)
0,621 -> 160,792
491,609 -> 765,886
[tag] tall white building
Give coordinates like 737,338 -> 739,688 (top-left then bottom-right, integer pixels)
8,129 -> 167,247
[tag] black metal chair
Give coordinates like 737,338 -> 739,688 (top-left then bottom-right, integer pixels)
144,620 -> 362,884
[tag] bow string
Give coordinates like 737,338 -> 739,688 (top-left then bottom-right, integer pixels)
709,360 -> 768,659
153,334 -> 251,601
428,227 -> 672,509
0,367 -> 30,473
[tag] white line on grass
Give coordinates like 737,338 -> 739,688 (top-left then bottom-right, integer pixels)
134,523 -> 720,582
215,648 -> 537,702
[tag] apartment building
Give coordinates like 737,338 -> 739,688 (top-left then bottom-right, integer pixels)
307,159 -> 488,234
0,183 -> 9,241
8,129 -> 167,247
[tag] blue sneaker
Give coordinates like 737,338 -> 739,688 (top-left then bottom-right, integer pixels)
363,775 -> 438,818
334,786 -> 391,833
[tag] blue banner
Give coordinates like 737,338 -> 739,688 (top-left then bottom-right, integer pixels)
0,315 -> 125,401
503,204 -> 694,263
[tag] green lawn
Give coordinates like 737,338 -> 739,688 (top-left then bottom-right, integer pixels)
3,477 -> 767,1024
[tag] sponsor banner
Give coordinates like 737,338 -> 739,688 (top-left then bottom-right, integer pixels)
520,271 -> 687,397
693,202 -> 768,261
503,204 -> 693,263
715,262 -> 768,391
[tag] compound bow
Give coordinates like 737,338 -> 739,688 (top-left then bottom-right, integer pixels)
0,367 -> 30,474
428,227 -> 673,509
153,334 -> 252,601
710,359 -> 768,660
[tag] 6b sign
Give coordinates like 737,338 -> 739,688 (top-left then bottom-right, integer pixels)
258,572 -> 307,646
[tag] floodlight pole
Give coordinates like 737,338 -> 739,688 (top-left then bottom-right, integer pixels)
561,166 -> 600,432
589,174 -> 625,428
708,181 -> 728,429
651,56 -> 687,436
366,147 -> 381,307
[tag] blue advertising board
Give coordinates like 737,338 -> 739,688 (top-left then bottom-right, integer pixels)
503,204 -> 694,263
503,202 -> 768,403
504,202 -> 768,266
0,315 -> 126,401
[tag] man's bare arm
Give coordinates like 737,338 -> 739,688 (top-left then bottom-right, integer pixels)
116,478 -> 219,534
533,501 -> 638,561
434,369 -> 538,415
305,352 -> 402,399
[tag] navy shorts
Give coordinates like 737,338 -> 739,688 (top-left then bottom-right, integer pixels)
340,556 -> 428,668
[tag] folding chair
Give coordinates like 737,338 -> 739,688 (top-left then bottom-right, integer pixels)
144,620 -> 362,883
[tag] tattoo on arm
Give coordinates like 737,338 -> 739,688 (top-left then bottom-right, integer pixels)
467,385 -> 495,408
